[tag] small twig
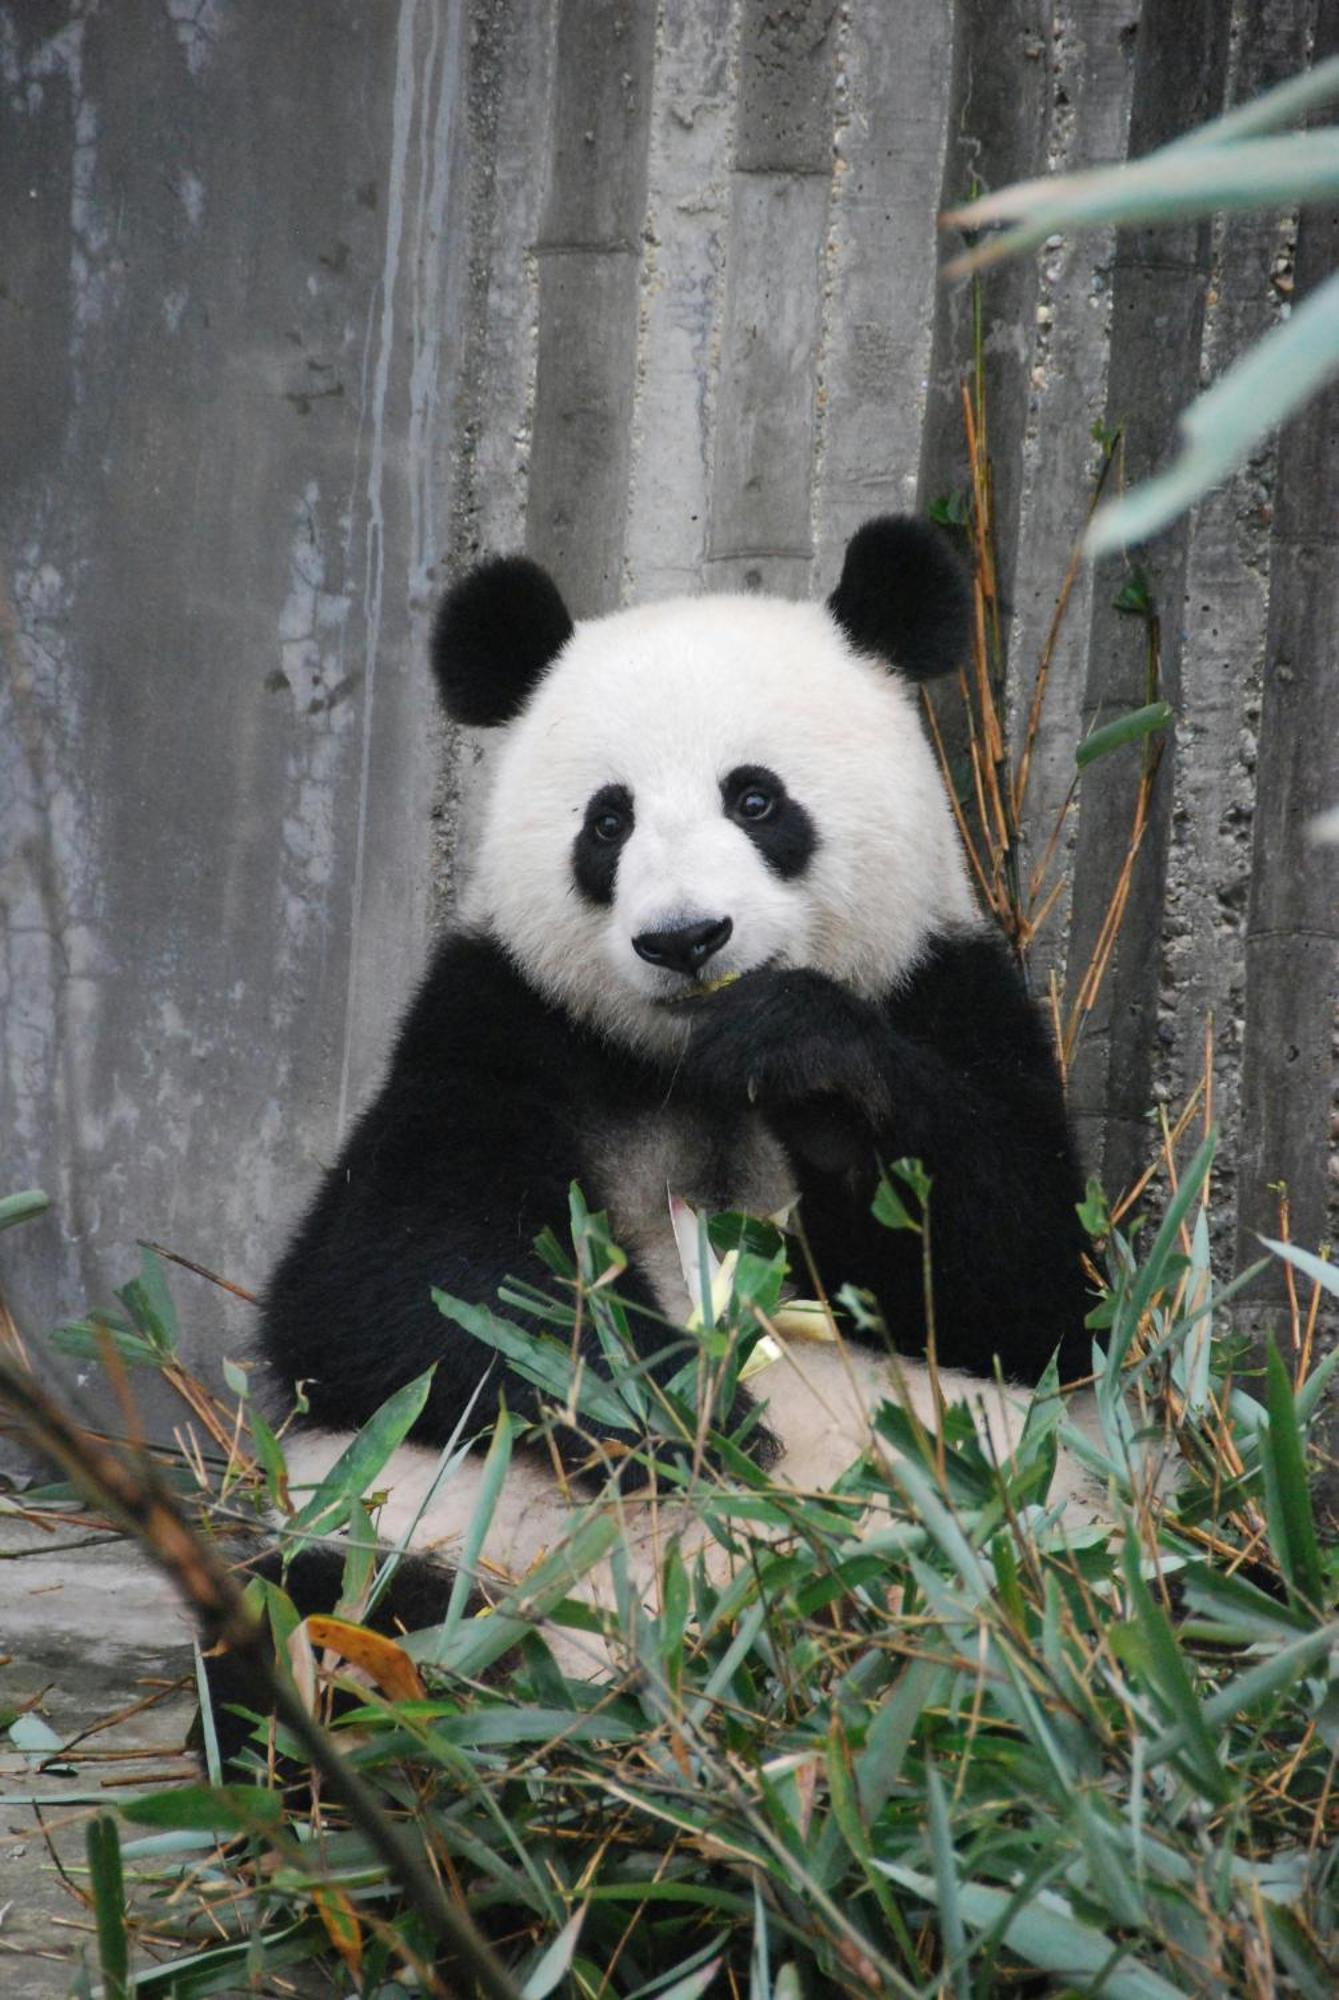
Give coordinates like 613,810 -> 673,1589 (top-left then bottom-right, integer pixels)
136,1240 -> 259,1306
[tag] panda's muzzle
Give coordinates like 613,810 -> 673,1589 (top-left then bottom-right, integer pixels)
633,915 -> 733,977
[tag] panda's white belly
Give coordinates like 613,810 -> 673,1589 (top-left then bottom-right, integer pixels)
282,1351 -> 1108,1679
587,1103 -> 795,1324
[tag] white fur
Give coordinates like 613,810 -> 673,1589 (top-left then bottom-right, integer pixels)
461,594 -> 975,1056
284,1352 -> 1108,1677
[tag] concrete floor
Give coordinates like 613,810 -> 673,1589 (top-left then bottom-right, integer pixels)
1,1507 -> 198,1998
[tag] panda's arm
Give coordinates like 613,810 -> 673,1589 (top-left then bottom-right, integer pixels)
678,931 -> 1091,1384
259,935 -> 674,1464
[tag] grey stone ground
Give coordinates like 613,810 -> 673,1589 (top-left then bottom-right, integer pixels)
1,1510 -> 195,1998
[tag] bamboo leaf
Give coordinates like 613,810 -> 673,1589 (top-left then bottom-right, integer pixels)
949,131 -> 1339,244
117,1246 -> 179,1352
120,1784 -> 285,1835
434,1289 -> 638,1431
312,1885 -> 363,1981
877,1866 -> 1185,1999
0,1188 -> 49,1233
1089,271 -> 1339,552
925,1762 -> 968,1999
302,1616 -> 427,1701
1262,1236 -> 1339,1300
289,1367 -> 436,1535
1075,702 -> 1174,769
520,1907 -> 586,1999
1117,1532 -> 1230,1804
1262,1337 -> 1324,1608
437,1405 -> 514,1654
86,1813 -> 130,2000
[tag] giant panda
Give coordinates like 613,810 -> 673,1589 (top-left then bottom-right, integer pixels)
239,516 -> 1101,1691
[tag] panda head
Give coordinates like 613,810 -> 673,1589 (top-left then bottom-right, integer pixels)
433,518 -> 976,1053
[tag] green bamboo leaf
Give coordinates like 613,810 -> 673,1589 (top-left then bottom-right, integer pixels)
289,1366 -> 436,1534
823,1714 -> 913,1955
1075,702 -> 1173,769
117,1246 -> 179,1353
872,1174 -> 921,1233
426,1509 -> 624,1677
648,1953 -> 726,2000
925,1762 -> 968,2000
8,1713 -> 64,1753
1262,1337 -> 1324,1608
856,1654 -> 943,1819
1180,1564 -> 1310,1644
0,1188 -> 49,1233
1296,1343 -> 1339,1427
1089,270 -> 1339,551
583,1882 -> 752,1915
1072,1795 -> 1147,1930
47,1319 -> 161,1368
1262,1236 -> 1339,1300
1118,1532 -> 1230,1804
520,1907 -> 586,1999
949,127 -> 1339,268
124,1920 -> 325,1997
86,1814 -> 130,2000
435,1406 -> 515,1656
1264,1900 -> 1339,2000
750,1881 -> 771,2000
434,1289 -> 637,1431
249,1405 -> 289,1509
192,1640 -> 222,1787
1106,1130 -> 1215,1383
876,1866 -> 1185,2000
120,1784 -> 285,1834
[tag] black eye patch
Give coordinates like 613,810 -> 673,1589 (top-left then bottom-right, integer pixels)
572,783 -> 634,906
721,765 -> 817,880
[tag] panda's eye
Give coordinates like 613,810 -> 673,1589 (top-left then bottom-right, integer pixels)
581,783 -> 634,848
726,770 -> 781,824
720,763 -> 815,881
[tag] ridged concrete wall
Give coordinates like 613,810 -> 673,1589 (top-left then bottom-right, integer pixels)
2,0 -> 1335,1434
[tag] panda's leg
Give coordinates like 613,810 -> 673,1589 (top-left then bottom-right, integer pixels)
750,1343 -> 1110,1537
204,1433 -> 729,1759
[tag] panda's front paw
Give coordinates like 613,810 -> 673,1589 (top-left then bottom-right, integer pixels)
681,968 -> 891,1119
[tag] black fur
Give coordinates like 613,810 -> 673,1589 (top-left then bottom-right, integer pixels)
677,932 -> 1091,1382
431,555 -> 574,726
721,765 -> 818,880
572,782 -> 634,906
262,933 -> 747,1470
262,929 -> 1089,1471
827,516 -> 972,682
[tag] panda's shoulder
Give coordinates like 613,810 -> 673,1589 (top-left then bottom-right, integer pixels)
385,931 -> 580,1082
888,925 -> 1056,1071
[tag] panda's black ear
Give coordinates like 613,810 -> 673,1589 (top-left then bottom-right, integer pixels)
827,516 -> 972,682
430,555 -> 574,726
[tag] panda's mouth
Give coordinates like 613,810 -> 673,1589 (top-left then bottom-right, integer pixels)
671,969 -> 741,1001
651,963 -> 771,1008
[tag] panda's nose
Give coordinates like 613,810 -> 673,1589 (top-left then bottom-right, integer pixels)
633,916 -> 733,976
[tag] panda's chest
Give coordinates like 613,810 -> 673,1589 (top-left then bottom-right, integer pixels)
584,1105 -> 795,1323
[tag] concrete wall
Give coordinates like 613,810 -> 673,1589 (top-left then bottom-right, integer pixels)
3,0 -> 1335,1433
1,0 -> 470,1423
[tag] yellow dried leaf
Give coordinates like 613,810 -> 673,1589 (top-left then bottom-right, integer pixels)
303,1615 -> 427,1701
313,1884 -> 363,1976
